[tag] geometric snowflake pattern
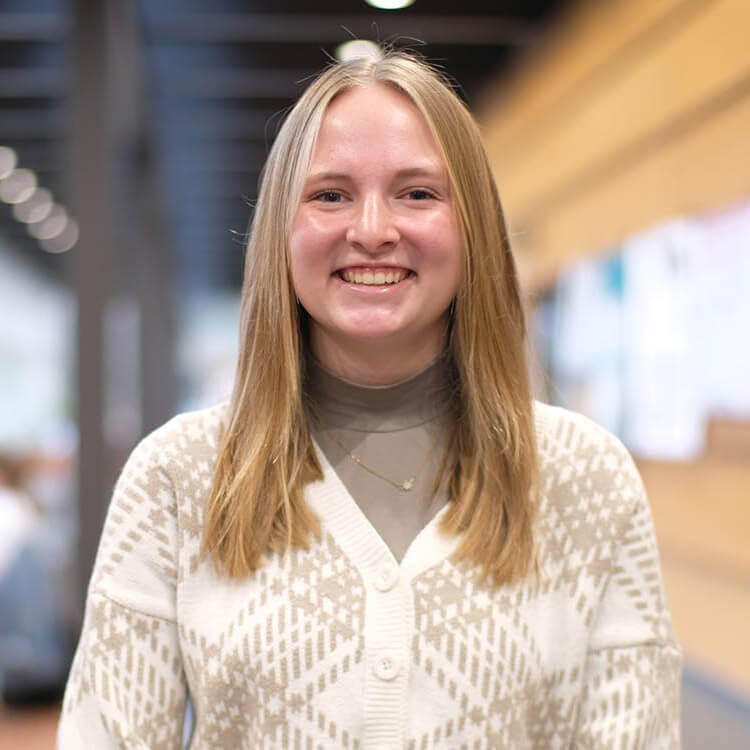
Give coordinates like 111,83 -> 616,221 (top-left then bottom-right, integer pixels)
59,401 -> 681,749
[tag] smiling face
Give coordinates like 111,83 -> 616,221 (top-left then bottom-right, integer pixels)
289,83 -> 462,384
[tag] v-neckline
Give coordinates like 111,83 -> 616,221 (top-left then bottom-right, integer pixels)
307,439 -> 462,580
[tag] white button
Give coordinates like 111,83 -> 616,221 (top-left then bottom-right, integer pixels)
373,653 -> 401,681
374,565 -> 398,592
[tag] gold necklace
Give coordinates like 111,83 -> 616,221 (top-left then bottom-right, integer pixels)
327,431 -> 435,492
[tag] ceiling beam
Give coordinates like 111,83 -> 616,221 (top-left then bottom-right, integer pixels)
0,68 -> 67,97
169,108 -> 286,137
171,69 -> 316,99
170,171 -> 256,190
0,13 -> 68,40
2,141 -> 58,162
172,181 -> 257,200
148,13 -> 538,46
167,141 -> 269,160
0,110 -> 65,137
172,159 -> 266,174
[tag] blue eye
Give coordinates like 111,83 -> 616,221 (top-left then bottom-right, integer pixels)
315,191 -> 343,203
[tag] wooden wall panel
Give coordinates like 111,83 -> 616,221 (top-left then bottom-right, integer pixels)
501,0 -> 750,209
481,0 -> 688,152
521,82 -> 750,288
480,0 -> 750,290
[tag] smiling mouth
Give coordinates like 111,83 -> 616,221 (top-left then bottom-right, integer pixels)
338,268 -> 412,285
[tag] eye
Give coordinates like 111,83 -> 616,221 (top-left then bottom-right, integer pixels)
312,190 -> 344,203
405,188 -> 436,200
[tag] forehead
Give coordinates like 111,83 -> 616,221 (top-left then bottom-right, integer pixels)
309,83 -> 443,167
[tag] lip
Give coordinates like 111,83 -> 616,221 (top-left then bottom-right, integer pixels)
334,264 -> 413,274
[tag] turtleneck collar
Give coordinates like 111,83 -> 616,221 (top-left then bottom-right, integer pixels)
305,353 -> 457,433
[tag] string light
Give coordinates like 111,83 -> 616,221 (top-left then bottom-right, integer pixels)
0,168 -> 37,204
13,187 -> 54,224
28,204 -> 68,240
1,145 -> 78,252
0,146 -> 17,179
40,218 -> 79,254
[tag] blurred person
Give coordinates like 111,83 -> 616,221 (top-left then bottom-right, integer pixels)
0,455 -> 36,576
0,453 -> 68,704
58,52 -> 681,748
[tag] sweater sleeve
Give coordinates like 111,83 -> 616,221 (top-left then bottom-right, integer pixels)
57,428 -> 188,749
572,441 -> 682,749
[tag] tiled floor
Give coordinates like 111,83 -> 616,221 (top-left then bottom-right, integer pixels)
640,455 -> 750,696
682,670 -> 750,750
0,705 -> 58,750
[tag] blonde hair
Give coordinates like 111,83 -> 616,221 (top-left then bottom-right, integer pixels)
202,51 -> 538,586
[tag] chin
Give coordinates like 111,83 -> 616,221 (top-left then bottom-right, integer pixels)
335,313 -> 408,338
341,326 -> 406,341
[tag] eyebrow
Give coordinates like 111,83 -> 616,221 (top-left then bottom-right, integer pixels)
305,164 -> 446,184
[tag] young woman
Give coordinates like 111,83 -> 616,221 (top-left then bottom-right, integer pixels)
58,52 -> 681,749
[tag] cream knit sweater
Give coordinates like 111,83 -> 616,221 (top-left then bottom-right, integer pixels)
58,401 -> 681,749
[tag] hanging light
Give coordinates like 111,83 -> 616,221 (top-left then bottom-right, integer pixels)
0,147 -> 78,253
0,168 -> 37,204
336,40 -> 383,62
40,218 -> 79,253
364,0 -> 415,9
28,204 -> 68,240
13,187 -> 54,224
0,146 -> 17,179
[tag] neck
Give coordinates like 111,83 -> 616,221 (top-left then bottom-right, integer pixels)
305,349 -> 455,433
309,327 -> 447,386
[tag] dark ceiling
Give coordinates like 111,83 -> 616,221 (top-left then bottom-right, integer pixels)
0,0 -> 570,291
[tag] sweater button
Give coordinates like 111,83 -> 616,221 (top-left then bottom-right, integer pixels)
373,653 -> 401,681
374,565 -> 398,592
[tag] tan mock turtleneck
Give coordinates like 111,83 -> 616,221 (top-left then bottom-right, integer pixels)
305,355 -> 456,562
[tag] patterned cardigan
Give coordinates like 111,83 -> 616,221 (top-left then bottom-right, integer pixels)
58,401 -> 681,749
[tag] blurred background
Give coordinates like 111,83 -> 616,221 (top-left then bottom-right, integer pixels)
0,0 -> 748,747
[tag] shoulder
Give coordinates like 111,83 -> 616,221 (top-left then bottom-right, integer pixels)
89,403 -> 229,613
109,402 -> 228,528
532,400 -> 648,545
123,402 -> 228,479
533,400 -> 628,460
533,400 -> 641,487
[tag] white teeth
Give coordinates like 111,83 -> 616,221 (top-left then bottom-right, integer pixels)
342,269 -> 408,285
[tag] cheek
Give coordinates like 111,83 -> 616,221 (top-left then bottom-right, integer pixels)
437,232 -> 463,301
289,221 -> 317,278
289,224 -> 335,304
429,218 -> 462,278
290,214 -> 336,267
289,229 -> 311,301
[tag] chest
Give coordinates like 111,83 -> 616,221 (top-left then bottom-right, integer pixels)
177,530 -> 590,750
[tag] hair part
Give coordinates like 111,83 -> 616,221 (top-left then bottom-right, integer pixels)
202,50 -> 538,586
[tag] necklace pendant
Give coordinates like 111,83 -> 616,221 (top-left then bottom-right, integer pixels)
401,477 -> 416,491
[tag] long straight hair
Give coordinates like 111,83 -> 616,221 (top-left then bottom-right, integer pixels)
202,52 -> 538,586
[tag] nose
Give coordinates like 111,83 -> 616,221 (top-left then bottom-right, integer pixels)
345,193 -> 400,251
